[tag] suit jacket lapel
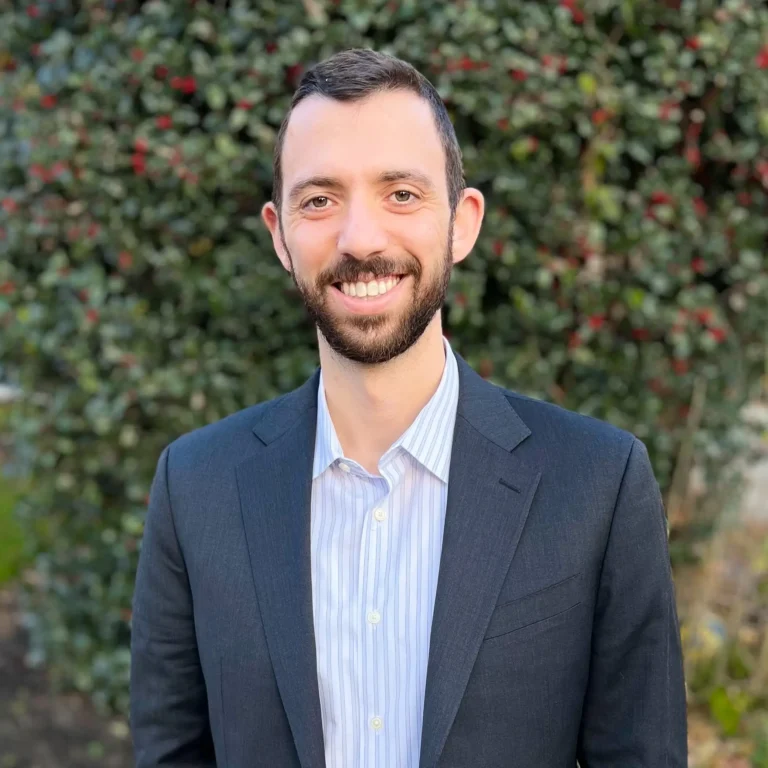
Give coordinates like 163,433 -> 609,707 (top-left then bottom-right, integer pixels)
235,370 -> 325,768
419,355 -> 539,768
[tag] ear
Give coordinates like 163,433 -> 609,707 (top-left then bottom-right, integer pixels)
451,188 -> 485,266
261,201 -> 292,273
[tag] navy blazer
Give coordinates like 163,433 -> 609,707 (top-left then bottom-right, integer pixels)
130,352 -> 688,767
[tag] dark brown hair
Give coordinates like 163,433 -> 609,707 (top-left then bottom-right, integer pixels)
271,48 -> 465,218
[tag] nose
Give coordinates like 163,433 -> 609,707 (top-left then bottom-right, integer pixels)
335,196 -> 389,260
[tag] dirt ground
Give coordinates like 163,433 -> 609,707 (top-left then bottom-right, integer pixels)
0,588 -> 134,768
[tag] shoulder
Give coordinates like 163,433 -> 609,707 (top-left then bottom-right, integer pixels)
163,391 -> 291,474
495,384 -> 639,467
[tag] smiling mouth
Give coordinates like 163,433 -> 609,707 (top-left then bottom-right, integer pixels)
332,274 -> 406,299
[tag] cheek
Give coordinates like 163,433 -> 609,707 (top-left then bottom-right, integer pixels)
402,217 -> 448,256
287,222 -> 337,272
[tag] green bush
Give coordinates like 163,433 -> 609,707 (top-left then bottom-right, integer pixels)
0,469 -> 26,585
1,0 -> 767,715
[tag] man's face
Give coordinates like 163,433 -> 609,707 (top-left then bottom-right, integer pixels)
263,90 -> 464,365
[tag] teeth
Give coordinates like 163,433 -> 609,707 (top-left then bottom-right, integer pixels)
340,275 -> 401,299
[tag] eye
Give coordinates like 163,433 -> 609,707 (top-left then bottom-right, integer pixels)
304,196 -> 331,209
392,190 -> 417,204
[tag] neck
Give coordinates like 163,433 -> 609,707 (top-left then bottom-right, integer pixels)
318,316 -> 447,474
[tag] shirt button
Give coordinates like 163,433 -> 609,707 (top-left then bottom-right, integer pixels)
367,610 -> 381,625
338,462 -> 350,472
373,507 -> 387,522
370,716 -> 383,731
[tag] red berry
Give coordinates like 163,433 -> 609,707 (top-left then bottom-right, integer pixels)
692,197 -> 708,217
650,191 -> 673,206
156,115 -> 173,130
685,37 -> 700,51
569,331 -> 582,348
40,94 -> 57,109
709,327 -> 727,343
286,64 -> 303,84
755,46 -> 768,70
588,314 -> 605,330
659,100 -> 678,120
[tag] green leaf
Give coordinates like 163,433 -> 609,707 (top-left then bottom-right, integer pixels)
214,133 -> 240,159
578,72 -> 597,97
708,687 -> 749,737
206,84 -> 227,111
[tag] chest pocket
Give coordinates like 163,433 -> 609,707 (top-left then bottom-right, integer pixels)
483,570 -> 584,641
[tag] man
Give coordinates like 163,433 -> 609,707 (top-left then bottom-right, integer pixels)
130,48 -> 688,767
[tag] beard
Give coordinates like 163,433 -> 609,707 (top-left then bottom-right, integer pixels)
282,217 -> 454,365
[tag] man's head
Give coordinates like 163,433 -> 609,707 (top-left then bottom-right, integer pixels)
261,48 -> 484,365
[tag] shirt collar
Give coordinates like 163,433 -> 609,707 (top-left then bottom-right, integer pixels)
313,336 -> 459,482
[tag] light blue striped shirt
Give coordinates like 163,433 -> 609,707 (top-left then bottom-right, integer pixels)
311,336 -> 460,768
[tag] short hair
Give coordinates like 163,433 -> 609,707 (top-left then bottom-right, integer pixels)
271,48 -> 465,218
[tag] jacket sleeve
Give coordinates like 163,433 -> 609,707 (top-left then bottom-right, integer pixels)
576,437 -> 688,767
130,444 -> 216,767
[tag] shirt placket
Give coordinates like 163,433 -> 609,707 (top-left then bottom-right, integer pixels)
358,461 -> 396,768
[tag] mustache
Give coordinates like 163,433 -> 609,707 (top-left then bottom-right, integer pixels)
320,256 -> 419,285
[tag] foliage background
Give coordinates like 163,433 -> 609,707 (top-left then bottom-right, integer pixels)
0,0 -> 767,756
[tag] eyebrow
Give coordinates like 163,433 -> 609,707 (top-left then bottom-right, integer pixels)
286,170 -> 437,207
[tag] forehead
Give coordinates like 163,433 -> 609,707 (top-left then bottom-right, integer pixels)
280,89 -> 447,191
